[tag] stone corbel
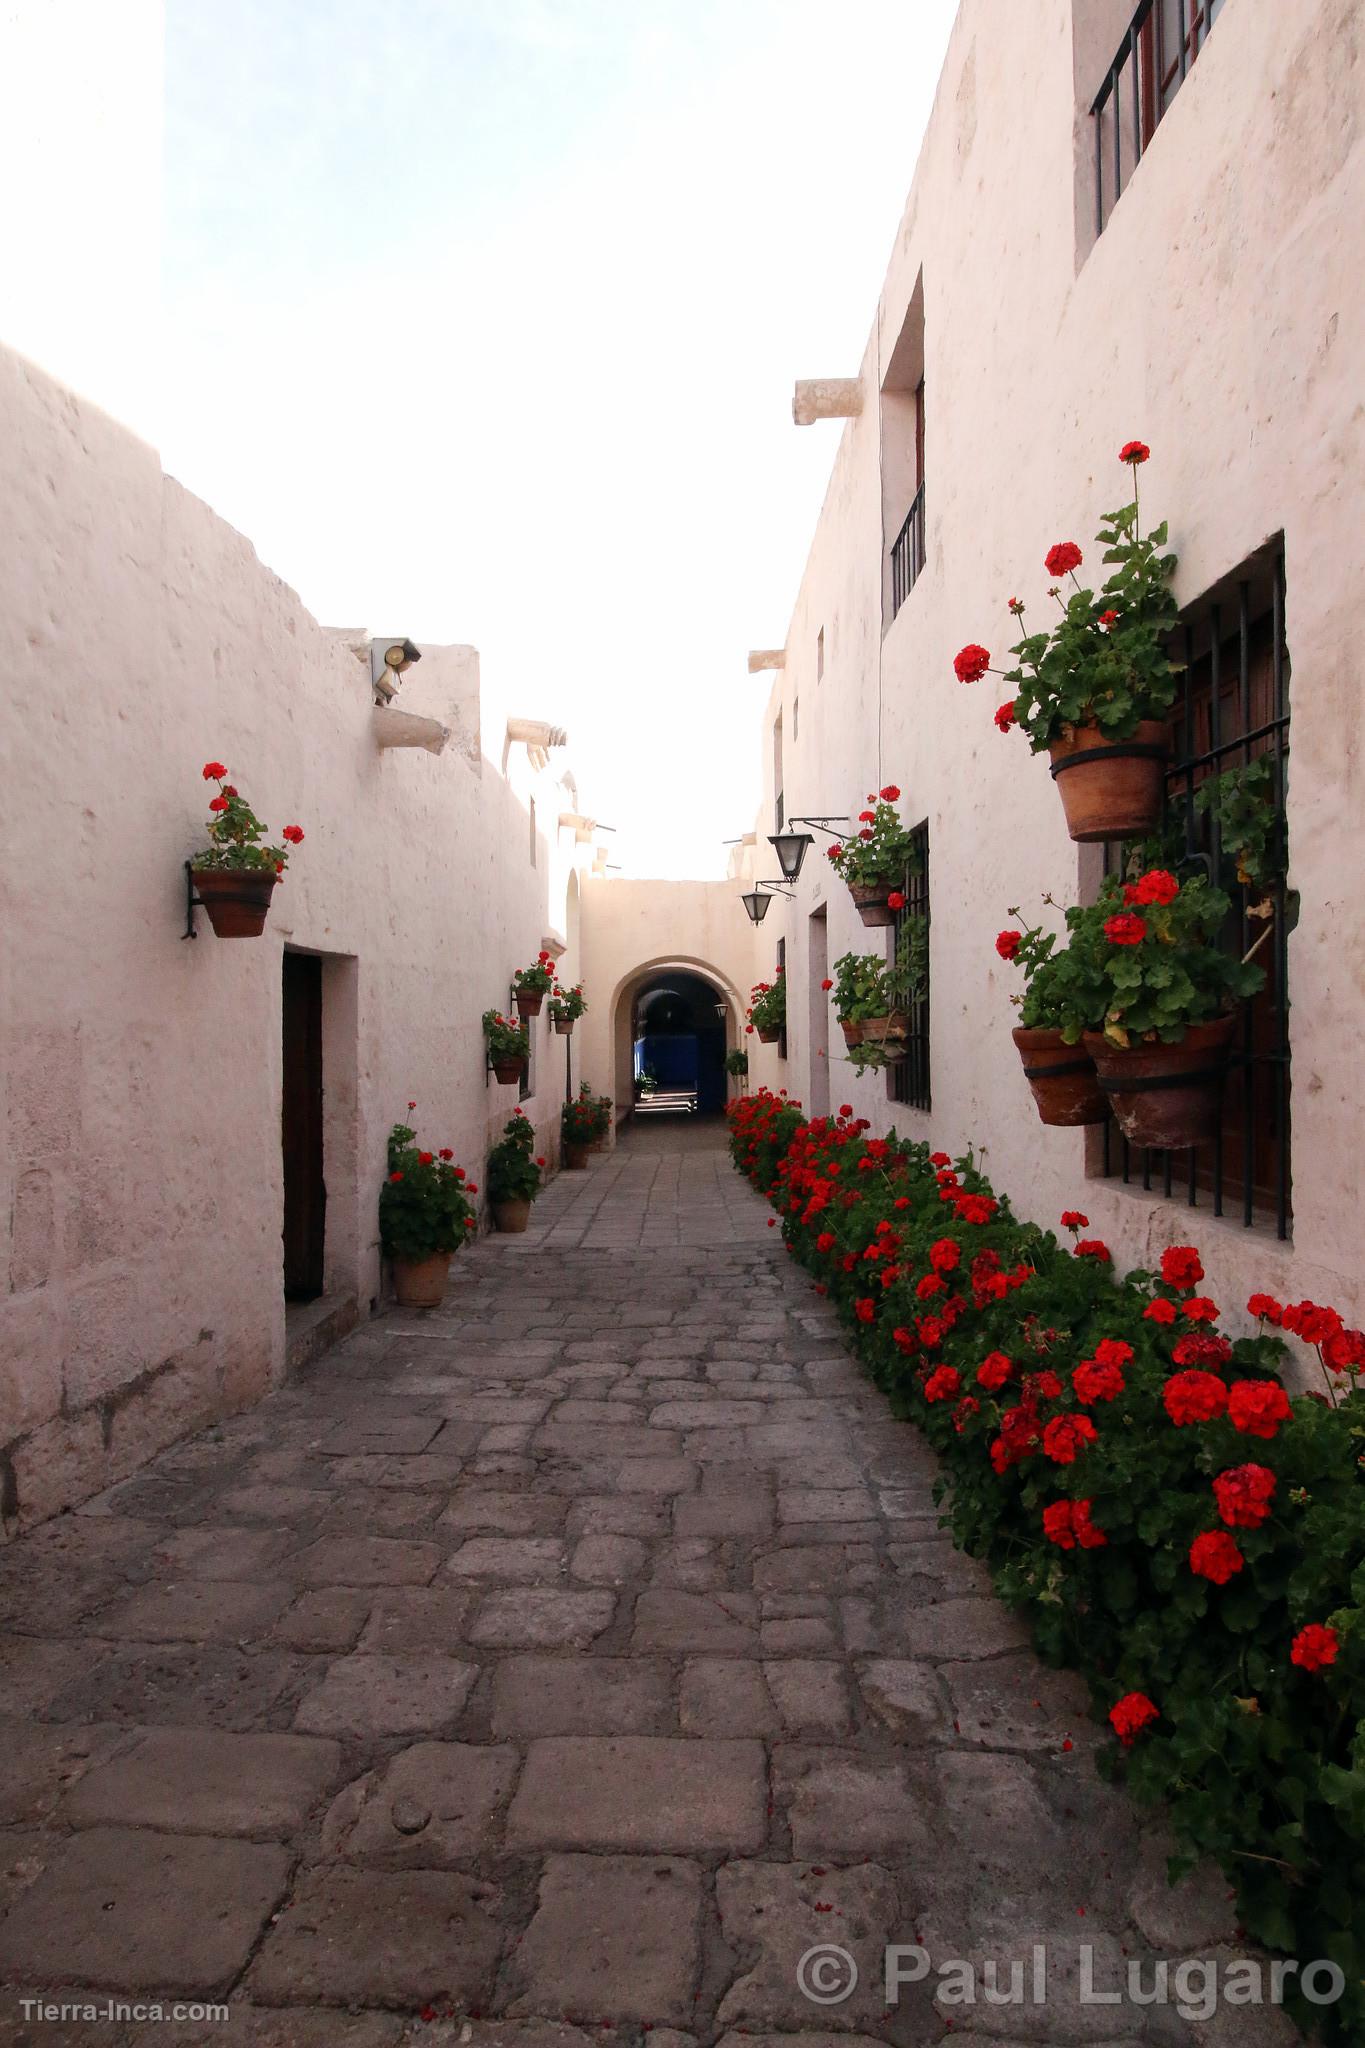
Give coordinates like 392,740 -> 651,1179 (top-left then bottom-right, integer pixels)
792,377 -> 864,426
372,706 -> 449,755
506,717 -> 569,774
748,650 -> 785,673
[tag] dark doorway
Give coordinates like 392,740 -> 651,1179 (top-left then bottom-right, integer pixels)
633,972 -> 728,1117
282,951 -> 325,1300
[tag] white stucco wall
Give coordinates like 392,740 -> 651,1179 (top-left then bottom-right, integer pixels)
748,0 -> 1365,1334
0,345 -> 588,1530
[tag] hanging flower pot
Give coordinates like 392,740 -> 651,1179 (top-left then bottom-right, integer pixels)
547,983 -> 587,1036
1011,1026 -> 1108,1127
1048,720 -> 1169,844
491,1055 -> 526,1086
839,1017 -> 864,1047
848,882 -> 895,927
391,1250 -> 452,1308
861,1010 -> 910,1045
756,1025 -> 781,1045
554,1017 -> 575,1037
515,989 -> 544,1019
491,1197 -> 532,1233
192,867 -> 278,938
513,953 -> 556,1017
484,1009 -> 531,1086
1083,1015 -> 1236,1150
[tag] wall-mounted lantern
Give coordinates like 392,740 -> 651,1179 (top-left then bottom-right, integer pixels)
767,816 -> 849,883
740,880 -> 794,925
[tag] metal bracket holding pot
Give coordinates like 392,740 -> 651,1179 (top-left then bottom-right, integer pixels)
182,861 -> 203,940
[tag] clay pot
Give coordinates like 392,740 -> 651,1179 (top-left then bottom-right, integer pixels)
839,1018 -> 864,1047
564,1142 -> 591,1170
1083,1014 -> 1235,1150
192,867 -> 277,938
515,989 -> 544,1018
492,1198 -> 532,1234
553,1017 -> 575,1036
861,1011 -> 910,1045
1012,1025 -> 1108,1127
1047,720 -> 1168,843
848,881 -> 894,927
756,1026 -> 781,1045
391,1250 -> 452,1308
491,1055 -> 526,1086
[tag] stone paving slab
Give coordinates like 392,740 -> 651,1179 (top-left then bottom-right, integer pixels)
0,1123 -> 1277,2043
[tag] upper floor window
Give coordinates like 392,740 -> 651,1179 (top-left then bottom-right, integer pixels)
773,714 -> 784,833
1092,0 -> 1229,234
881,276 -> 926,629
817,626 -> 825,680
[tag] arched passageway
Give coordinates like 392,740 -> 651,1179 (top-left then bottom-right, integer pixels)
609,957 -> 742,1126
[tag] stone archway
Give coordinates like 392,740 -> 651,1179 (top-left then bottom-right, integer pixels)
609,955 -> 744,1125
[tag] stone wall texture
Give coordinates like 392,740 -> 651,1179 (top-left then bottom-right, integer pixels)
741,0 -> 1365,1339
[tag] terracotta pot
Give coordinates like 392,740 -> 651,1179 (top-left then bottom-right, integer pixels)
391,1250 -> 452,1308
191,867 -> 277,938
1083,1014 -> 1236,1150
848,881 -> 894,927
491,1055 -> 526,1085
1012,1025 -> 1108,1127
553,1017 -> 575,1036
492,1198 -> 532,1233
756,1026 -> 781,1045
839,1018 -> 864,1047
515,989 -> 544,1018
861,1010 -> 910,1045
1047,719 -> 1169,843
564,1142 -> 591,1170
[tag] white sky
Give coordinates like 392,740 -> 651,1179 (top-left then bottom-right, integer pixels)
5,0 -> 959,877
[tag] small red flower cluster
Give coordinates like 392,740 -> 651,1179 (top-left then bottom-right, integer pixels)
1044,541 -> 1083,578
1043,1497 -> 1107,1550
953,643 -> 992,684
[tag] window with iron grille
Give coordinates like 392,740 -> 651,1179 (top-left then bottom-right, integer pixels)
1096,542 -> 1291,1235
1092,0 -> 1229,235
888,820 -> 931,1111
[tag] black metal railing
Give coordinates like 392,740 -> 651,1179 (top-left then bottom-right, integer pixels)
889,822 -> 931,1112
890,483 -> 926,619
1099,543 -> 1290,1237
1092,0 -> 1227,235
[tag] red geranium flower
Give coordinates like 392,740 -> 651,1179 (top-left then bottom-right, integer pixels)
1043,1498 -> 1107,1550
1291,1624 -> 1340,1673
417,1151 -> 433,1165
1228,1379 -> 1291,1439
820,977 -> 833,990
282,824 -> 305,844
994,701 -> 1016,733
388,1170 -> 404,1183
1119,440 -> 1151,465
953,643 -> 992,684
1190,1529 -> 1244,1584
1074,1239 -> 1110,1262
1097,609 -> 1118,629
1073,1355 -> 1125,1405
209,795 -> 229,813
202,761 -> 227,780
1044,541 -> 1083,577
438,1148 -> 453,1160
1103,913 -> 1146,946
1144,1297 -> 1178,1325
1213,1463 -> 1276,1529
1247,1293 -> 1283,1325
1132,868 -> 1178,906
1042,1413 -> 1098,1464
995,930 -> 1022,962
880,784 -> 901,801
854,1297 -> 876,1323
465,1181 -> 478,1195
887,891 -> 906,911
1163,1370 -> 1229,1426
1161,1245 -> 1204,1290
976,1351 -> 1013,1392
1059,1210 -> 1088,1230
924,1365 -> 961,1402
1110,1692 -> 1159,1744
1183,1296 -> 1220,1324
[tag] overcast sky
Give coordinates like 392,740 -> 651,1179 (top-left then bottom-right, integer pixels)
153,0 -> 956,876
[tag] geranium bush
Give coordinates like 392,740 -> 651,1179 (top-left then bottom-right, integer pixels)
728,1088 -> 1365,2042
514,952 -> 556,998
486,1110 -> 544,1204
548,981 -> 587,1024
827,785 -> 919,889
195,761 -> 304,873
746,973 -> 786,1037
379,1112 -> 477,1259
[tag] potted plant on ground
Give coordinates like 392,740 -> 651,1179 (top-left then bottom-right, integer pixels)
548,982 -> 587,1035
483,1010 -> 530,1085
747,974 -> 786,1045
486,1110 -> 545,1232
826,784 -> 918,924
1073,865 -> 1265,1147
955,443 -> 1180,842
512,953 -> 555,1018
995,907 -> 1110,1127
379,1113 -> 477,1306
191,762 -> 304,937
562,1091 -> 600,1169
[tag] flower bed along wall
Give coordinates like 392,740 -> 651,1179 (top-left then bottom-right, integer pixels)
728,1089 -> 1365,2044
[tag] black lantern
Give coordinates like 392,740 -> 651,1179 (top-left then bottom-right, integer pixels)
768,828 -> 814,881
741,889 -> 772,924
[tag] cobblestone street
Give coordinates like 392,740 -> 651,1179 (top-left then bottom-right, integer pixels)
0,1122 -> 1289,2046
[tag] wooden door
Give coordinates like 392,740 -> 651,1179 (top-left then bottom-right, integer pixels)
282,951 -> 325,1300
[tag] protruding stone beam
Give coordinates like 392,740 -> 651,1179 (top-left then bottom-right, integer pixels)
559,811 -> 596,844
506,717 -> 569,773
748,650 -> 785,673
372,706 -> 449,755
792,377 -> 864,426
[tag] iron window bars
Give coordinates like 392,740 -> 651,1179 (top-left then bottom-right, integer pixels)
1098,543 -> 1290,1237
889,820 -> 931,1112
1092,0 -> 1228,236
891,482 -> 927,621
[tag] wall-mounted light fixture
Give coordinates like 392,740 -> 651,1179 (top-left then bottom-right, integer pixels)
714,1001 -> 728,1019
767,816 -> 849,882
370,637 -> 422,704
740,880 -> 794,925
